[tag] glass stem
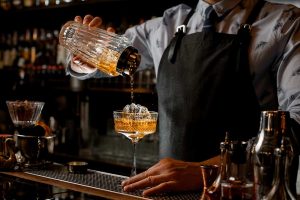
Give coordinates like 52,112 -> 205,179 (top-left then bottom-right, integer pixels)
131,142 -> 137,177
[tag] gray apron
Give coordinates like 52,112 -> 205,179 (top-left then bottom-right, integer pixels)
156,1 -> 270,161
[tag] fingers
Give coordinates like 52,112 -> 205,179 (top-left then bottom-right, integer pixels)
74,15 -> 102,28
71,56 -> 97,74
142,181 -> 176,196
82,14 -> 94,25
123,173 -> 171,192
123,174 -> 178,196
106,26 -> 116,33
89,16 -> 102,27
121,163 -> 161,186
74,16 -> 82,23
120,158 -> 203,196
122,170 -> 149,186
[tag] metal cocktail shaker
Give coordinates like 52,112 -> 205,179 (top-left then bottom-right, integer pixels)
252,110 -> 294,199
59,21 -> 141,76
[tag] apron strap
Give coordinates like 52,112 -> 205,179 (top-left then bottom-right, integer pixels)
245,0 -> 266,25
237,0 -> 266,44
236,0 -> 266,72
168,1 -> 266,64
168,8 -> 194,63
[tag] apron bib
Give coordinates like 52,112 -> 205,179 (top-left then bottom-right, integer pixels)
156,2 -> 268,161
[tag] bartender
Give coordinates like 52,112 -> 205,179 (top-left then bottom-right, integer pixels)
66,0 -> 300,196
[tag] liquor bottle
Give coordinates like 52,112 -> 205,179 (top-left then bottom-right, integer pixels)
12,0 -> 22,9
2,33 -> 12,67
262,135 -> 296,200
59,21 -> 141,76
0,0 -> 12,11
23,0 -> 34,7
252,110 -> 294,199
23,29 -> 32,65
221,140 -> 253,200
0,33 -> 5,69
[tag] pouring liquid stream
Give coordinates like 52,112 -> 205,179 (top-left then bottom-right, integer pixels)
130,75 -> 134,103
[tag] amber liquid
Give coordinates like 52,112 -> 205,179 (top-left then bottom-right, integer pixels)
84,48 -> 120,76
93,49 -> 138,77
94,51 -> 136,103
130,75 -> 134,103
114,118 -> 157,143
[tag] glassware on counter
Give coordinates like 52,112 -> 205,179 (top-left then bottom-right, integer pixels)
262,141 -> 296,200
207,132 -> 231,199
6,100 -> 55,168
113,103 -> 158,176
252,110 -> 295,199
200,165 -> 219,200
59,21 -> 141,76
221,140 -> 253,200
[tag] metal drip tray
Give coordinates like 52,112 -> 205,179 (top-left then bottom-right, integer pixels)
24,165 -> 201,200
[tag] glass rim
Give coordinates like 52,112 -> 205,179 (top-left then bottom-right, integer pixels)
6,100 -> 45,105
113,110 -> 158,114
16,134 -> 56,139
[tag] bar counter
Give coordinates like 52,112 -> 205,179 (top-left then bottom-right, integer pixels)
1,163 -> 300,200
0,163 -> 201,200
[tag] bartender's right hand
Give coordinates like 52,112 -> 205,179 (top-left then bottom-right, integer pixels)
70,15 -> 116,74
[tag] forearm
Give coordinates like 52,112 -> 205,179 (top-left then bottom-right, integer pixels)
198,155 -> 221,166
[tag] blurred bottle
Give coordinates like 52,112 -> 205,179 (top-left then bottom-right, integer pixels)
10,31 -> 18,67
59,21 -> 141,76
12,0 -> 22,9
63,0 -> 72,3
252,110 -> 295,199
0,0 -> 12,11
0,33 -> 12,68
23,29 -> 32,65
23,0 -> 34,8
221,140 -> 253,200
206,132 -> 231,199
0,33 -> 5,69
36,0 -> 51,7
262,135 -> 296,200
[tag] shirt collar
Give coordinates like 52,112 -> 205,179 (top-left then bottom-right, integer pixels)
197,0 -> 242,18
196,0 -> 300,14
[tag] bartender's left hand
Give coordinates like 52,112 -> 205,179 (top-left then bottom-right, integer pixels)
121,158 -> 203,196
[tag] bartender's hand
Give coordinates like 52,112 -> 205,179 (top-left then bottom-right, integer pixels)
70,15 -> 116,74
121,158 -> 203,196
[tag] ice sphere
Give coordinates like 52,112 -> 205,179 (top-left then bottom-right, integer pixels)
122,103 -> 149,114
122,103 -> 151,119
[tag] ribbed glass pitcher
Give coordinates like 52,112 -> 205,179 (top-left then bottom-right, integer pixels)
59,21 -> 141,76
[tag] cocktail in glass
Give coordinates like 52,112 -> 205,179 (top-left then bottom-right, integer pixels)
113,109 -> 158,176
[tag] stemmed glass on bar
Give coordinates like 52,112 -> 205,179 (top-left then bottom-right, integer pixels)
113,104 -> 158,176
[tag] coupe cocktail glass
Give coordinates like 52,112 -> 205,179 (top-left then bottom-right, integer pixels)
113,110 -> 158,176
6,100 -> 45,130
